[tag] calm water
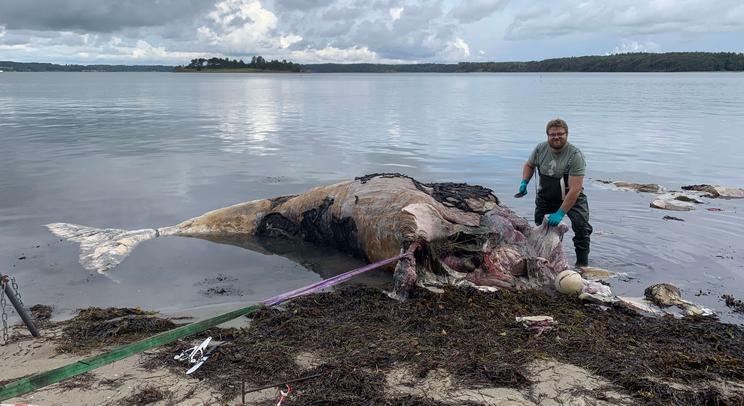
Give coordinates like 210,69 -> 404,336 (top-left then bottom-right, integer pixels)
1,72 -> 743,322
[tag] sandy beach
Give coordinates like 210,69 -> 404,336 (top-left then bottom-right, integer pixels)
0,323 -> 634,405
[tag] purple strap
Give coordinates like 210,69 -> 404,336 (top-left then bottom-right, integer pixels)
263,252 -> 408,307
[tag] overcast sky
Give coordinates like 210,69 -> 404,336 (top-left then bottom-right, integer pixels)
1,0 -> 742,65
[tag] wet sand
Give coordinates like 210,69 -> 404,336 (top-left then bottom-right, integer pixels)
0,333 -> 634,406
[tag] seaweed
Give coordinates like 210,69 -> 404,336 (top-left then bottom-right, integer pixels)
120,385 -> 167,405
722,294 -> 744,314
29,304 -> 53,323
56,307 -> 176,354
57,372 -> 96,391
148,286 -> 744,405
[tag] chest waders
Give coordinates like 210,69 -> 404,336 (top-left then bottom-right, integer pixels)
534,153 -> 593,267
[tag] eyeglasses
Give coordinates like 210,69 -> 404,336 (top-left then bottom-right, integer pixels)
548,132 -> 566,137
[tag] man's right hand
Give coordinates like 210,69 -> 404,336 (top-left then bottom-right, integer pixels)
518,180 -> 528,196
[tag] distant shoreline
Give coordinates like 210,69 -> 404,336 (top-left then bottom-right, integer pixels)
2,52 -> 743,73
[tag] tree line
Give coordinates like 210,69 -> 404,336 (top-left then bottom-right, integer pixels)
302,52 -> 744,73
3,52 -> 743,73
0,61 -> 173,72
184,56 -> 301,72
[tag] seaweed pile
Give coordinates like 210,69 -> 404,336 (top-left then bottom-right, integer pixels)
151,286 -> 744,405
723,294 -> 744,314
28,304 -> 53,324
120,386 -> 167,405
57,307 -> 176,353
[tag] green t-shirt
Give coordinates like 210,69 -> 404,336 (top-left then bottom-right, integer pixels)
528,142 -> 586,178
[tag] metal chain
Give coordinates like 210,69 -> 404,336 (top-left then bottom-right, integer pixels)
10,276 -> 23,307
1,276 -> 9,345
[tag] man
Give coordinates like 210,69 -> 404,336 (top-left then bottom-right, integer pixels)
518,118 -> 592,267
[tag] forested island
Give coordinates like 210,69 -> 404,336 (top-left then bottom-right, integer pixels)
175,56 -> 301,72
1,52 -> 743,73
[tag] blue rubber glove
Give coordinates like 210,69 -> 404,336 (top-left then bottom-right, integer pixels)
547,208 -> 566,226
518,180 -> 528,195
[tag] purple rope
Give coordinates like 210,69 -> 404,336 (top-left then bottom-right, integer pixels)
263,252 -> 408,307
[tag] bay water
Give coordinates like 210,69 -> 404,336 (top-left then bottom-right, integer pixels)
1,72 -> 743,322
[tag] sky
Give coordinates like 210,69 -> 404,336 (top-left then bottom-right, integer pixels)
0,0 -> 742,65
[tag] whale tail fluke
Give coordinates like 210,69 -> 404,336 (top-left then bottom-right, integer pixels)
46,223 -> 158,274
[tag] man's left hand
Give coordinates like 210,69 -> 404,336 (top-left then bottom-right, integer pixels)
547,209 -> 566,226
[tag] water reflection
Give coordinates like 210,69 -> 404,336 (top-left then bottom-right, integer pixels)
194,78 -> 282,155
214,105 -> 277,155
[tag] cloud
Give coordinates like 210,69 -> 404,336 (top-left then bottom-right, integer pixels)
506,2 -> 608,40
610,39 -> 660,54
390,7 -> 404,21
350,1 -> 450,60
0,0 -> 211,32
0,29 -> 91,47
505,0 -> 744,40
272,0 -> 466,62
321,5 -> 366,21
197,0 -> 281,53
129,40 -> 205,62
448,0 -> 509,24
308,21 -> 356,38
0,33 -> 203,64
439,36 -> 470,60
726,4 -> 744,26
3,0 -> 741,65
279,33 -> 303,48
289,45 -> 382,63
0,1 -> 517,64
274,0 -> 336,13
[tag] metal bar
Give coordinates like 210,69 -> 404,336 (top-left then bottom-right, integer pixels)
0,303 -> 264,401
2,280 -> 39,338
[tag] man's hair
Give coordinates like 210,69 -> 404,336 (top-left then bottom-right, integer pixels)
546,118 -> 568,134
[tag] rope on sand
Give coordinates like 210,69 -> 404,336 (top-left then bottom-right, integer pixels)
0,253 -> 407,401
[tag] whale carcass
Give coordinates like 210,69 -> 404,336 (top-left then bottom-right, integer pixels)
47,174 -> 571,298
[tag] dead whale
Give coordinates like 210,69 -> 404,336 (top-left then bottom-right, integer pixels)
47,174 -> 571,299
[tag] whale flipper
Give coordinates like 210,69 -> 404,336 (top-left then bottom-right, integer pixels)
46,223 -> 158,273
